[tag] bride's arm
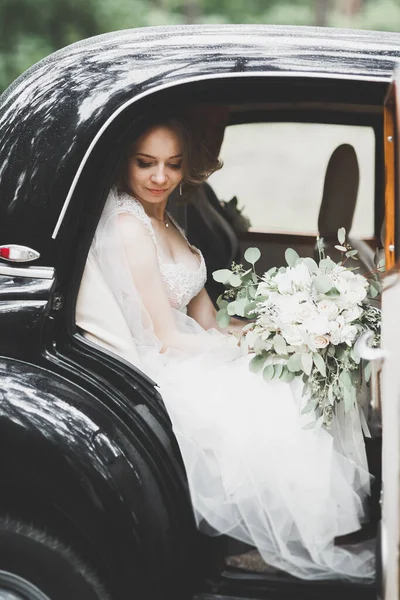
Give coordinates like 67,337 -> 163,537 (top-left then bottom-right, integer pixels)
187,287 -> 245,334
119,213 -> 219,352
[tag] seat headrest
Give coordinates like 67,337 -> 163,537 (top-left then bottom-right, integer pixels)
318,144 -> 359,238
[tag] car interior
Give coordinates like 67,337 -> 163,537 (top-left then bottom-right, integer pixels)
73,74 -> 389,598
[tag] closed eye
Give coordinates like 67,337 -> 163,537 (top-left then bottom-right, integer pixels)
168,162 -> 182,170
136,159 -> 153,168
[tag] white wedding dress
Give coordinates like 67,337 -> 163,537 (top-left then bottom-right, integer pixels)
82,188 -> 375,582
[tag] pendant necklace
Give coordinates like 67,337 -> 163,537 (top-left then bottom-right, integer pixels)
151,214 -> 169,228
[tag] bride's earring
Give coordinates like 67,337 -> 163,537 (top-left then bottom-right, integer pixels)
179,181 -> 183,196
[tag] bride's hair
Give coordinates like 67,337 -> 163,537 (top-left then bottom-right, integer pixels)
117,112 -> 223,198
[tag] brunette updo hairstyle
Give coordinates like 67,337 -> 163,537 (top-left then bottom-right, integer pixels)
118,110 -> 224,200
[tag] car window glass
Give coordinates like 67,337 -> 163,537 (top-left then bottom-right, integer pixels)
208,122 -> 375,238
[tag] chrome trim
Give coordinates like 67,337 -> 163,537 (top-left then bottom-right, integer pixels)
51,69 -> 387,239
0,264 -> 54,279
0,244 -> 40,262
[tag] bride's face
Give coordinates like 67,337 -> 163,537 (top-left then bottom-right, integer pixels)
126,125 -> 183,205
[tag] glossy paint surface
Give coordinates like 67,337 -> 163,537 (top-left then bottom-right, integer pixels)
0,25 -> 399,260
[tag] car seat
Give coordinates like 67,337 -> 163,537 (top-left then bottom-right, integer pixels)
317,143 -> 375,272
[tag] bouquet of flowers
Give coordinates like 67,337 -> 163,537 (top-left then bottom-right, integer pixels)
213,228 -> 382,427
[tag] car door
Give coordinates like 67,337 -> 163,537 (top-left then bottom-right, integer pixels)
377,71 -> 400,600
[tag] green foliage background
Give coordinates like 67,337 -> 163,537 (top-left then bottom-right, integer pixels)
0,0 -> 399,92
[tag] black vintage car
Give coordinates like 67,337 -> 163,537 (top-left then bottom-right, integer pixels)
0,23 -> 399,600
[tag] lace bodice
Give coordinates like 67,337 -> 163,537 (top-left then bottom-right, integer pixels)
116,193 -> 207,312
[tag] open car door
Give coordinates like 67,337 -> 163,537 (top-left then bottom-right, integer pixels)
379,70 -> 400,600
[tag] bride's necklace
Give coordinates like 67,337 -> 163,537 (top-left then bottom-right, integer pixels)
149,213 -> 169,228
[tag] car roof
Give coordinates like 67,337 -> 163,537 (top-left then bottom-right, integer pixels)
1,24 -> 399,258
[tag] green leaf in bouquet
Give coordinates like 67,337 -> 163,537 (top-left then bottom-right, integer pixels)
368,283 -> 379,299
314,275 -> 332,294
234,297 -> 249,317
287,353 -> 302,373
319,257 -> 336,272
337,227 -> 346,245
216,295 -> 229,310
244,247 -> 261,265
263,364 -> 275,381
273,363 -> 283,379
230,273 -> 242,287
364,360 -> 372,383
273,334 -> 287,355
339,370 -> 352,390
227,301 -> 238,316
350,346 -> 360,365
301,396 -> 319,414
213,269 -> 233,284
285,247 -> 299,267
244,301 -> 259,318
241,269 -> 253,283
303,257 -> 319,273
312,353 -> 326,377
249,354 -> 267,373
345,250 -> 358,258
301,353 -> 313,375
248,285 -> 257,299
325,287 -> 340,298
279,367 -> 296,383
266,267 -> 277,277
216,308 -> 230,329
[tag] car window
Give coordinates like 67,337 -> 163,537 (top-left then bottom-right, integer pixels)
208,122 -> 375,238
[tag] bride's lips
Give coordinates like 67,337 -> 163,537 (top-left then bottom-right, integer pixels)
147,188 -> 168,195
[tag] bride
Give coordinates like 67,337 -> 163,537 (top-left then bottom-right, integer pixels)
81,113 -> 375,582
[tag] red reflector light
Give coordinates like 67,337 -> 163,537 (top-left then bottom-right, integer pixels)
0,248 -> 10,258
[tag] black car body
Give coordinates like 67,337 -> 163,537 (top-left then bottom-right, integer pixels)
0,24 -> 400,600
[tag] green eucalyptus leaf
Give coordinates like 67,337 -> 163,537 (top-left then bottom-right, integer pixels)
216,309 -> 230,329
343,385 -> 356,412
263,364 -> 275,381
230,273 -> 242,287
280,367 -> 296,383
248,285 -> 257,299
301,353 -> 313,375
212,269 -> 232,284
369,284 -> 379,299
244,301 -> 259,318
273,363 -> 283,379
287,353 -> 301,373
235,297 -> 248,317
266,267 -> 277,277
285,247 -> 299,267
314,275 -> 332,294
227,301 -> 238,316
216,295 -> 228,309
325,287 -> 340,298
244,247 -> 261,265
313,353 -> 326,377
303,257 -> 318,273
319,257 -> 336,272
345,249 -> 358,258
338,227 -> 346,245
273,334 -> 287,355
249,354 -> 266,373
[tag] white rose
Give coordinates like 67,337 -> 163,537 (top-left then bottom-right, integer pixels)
291,263 -> 312,290
312,334 -> 330,349
303,314 -> 330,335
281,325 -> 304,346
317,299 -> 339,321
341,305 -> 363,323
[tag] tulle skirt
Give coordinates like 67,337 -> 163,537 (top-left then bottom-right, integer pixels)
150,346 -> 375,582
